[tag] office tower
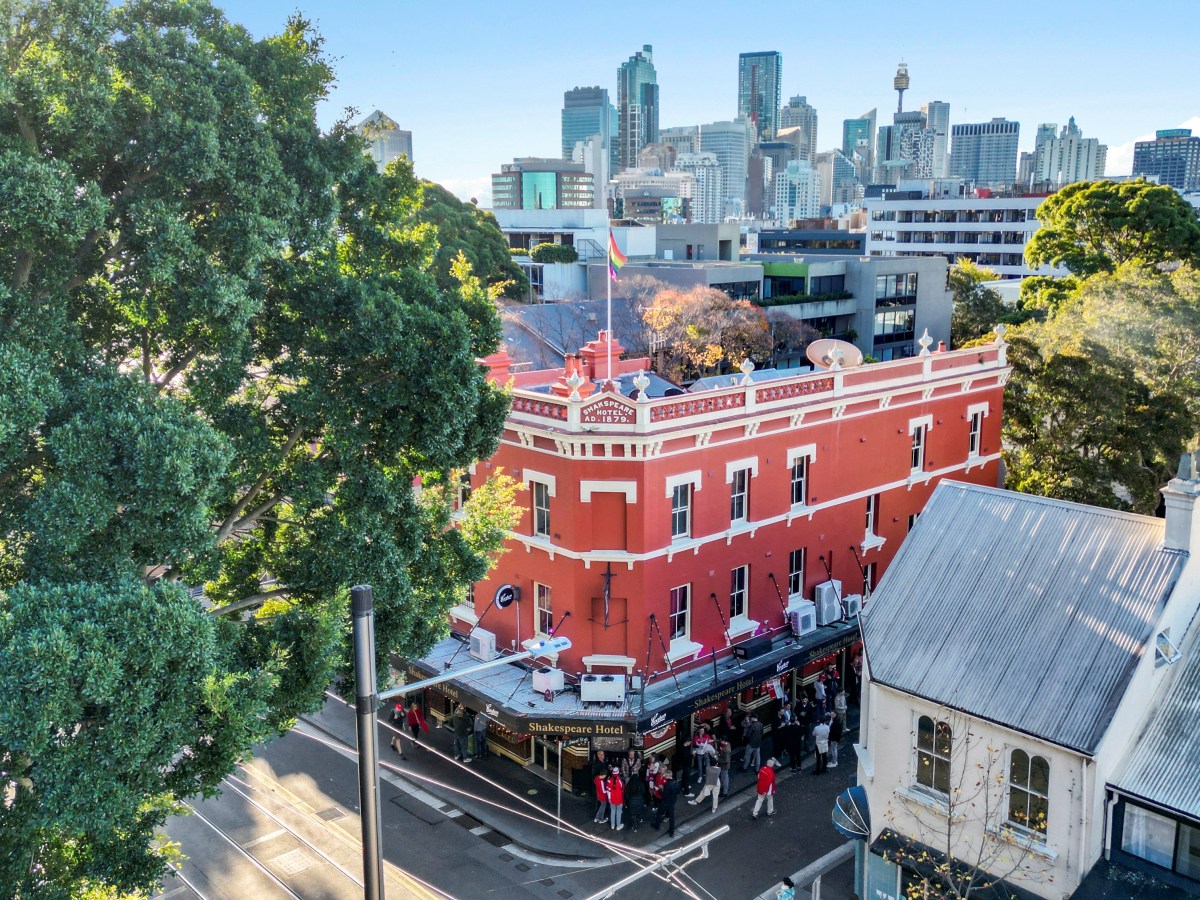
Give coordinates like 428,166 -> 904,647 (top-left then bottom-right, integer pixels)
843,109 -> 876,176
746,150 -> 770,218
571,135 -> 610,210
773,159 -> 821,223
875,110 -> 935,185
737,51 -> 783,141
562,86 -> 617,173
1133,129 -> 1200,191
491,158 -> 594,210
1017,152 -> 1036,189
661,125 -> 701,155
611,169 -> 694,223
617,45 -> 660,171
1033,117 -> 1106,187
949,118 -> 1020,187
757,140 -> 797,179
355,110 -> 413,172
893,62 -> 910,114
815,149 -> 859,209
779,96 -> 818,161
673,152 -> 724,223
700,118 -> 752,216
921,101 -> 950,177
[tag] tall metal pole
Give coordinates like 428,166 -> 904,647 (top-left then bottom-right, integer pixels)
351,585 -> 385,900
557,738 -> 563,834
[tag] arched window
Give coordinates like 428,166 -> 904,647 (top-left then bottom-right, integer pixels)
915,715 -> 952,795
1008,749 -> 1050,834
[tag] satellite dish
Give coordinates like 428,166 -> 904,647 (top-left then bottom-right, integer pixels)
806,339 -> 864,370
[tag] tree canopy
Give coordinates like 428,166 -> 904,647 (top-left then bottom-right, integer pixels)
1025,180 -> 1200,277
948,258 -> 1007,347
416,180 -> 528,299
0,2 -> 513,895
642,286 -> 772,383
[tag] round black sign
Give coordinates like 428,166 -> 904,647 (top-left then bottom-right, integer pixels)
494,584 -> 518,608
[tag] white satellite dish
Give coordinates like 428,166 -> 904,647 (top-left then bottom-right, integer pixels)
806,338 -> 864,370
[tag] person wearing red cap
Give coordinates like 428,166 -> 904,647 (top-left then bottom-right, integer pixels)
752,758 -> 778,819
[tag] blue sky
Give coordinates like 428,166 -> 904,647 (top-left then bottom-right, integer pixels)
217,0 -> 1198,204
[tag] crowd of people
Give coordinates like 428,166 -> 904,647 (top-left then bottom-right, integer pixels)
587,664 -> 852,838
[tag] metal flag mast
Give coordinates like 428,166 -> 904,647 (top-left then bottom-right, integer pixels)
606,228 -> 613,380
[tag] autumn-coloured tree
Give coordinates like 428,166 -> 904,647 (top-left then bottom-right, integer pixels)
642,286 -> 772,382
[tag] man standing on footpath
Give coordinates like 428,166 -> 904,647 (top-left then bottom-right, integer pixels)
828,712 -> 843,768
741,714 -> 763,771
751,758 -> 778,819
472,708 -> 489,759
687,758 -> 722,813
717,739 -> 732,797
652,771 -> 680,838
451,704 -> 471,763
812,715 -> 831,775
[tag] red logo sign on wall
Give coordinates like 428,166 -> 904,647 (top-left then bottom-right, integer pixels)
580,397 -> 637,425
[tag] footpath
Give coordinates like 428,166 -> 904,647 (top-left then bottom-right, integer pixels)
302,696 -> 860,888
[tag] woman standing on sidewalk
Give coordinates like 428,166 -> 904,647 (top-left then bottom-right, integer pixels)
593,768 -> 610,824
607,768 -> 625,831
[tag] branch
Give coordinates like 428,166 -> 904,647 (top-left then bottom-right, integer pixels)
207,588 -> 293,617
226,493 -> 286,536
154,345 -> 201,393
216,423 -> 305,541
10,251 -> 33,292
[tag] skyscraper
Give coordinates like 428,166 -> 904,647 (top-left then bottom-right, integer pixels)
660,125 -> 701,155
1033,117 -> 1106,187
672,152 -> 724,224
893,62 -> 910,114
491,158 -> 595,210
700,118 -> 752,216
773,159 -> 821,224
617,45 -> 659,171
843,109 -> 876,177
737,51 -> 783,141
1133,129 -> 1200,192
921,101 -> 950,178
779,96 -> 817,161
875,111 -> 935,185
355,110 -> 413,172
949,118 -> 1020,187
562,86 -> 617,173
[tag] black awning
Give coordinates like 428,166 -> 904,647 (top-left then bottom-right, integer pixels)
870,829 -> 1043,900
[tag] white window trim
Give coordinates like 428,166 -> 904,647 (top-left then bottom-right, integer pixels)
724,457 -> 760,483
966,401 -> 991,420
523,469 -> 557,496
786,444 -> 817,468
728,614 -> 760,639
533,581 -> 553,638
664,470 -> 703,498
986,823 -> 1058,861
668,583 -> 691,644
966,401 -> 990,464
666,638 -> 704,665
787,548 -> 806,600
580,480 -> 638,503
450,605 -> 479,625
907,414 -> 934,435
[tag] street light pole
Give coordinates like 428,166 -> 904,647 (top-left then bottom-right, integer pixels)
351,585 -> 385,900
350,582 -> 571,900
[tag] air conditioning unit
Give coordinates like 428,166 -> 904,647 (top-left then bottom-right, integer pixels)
469,628 -> 498,662
580,673 -> 626,703
815,593 -> 841,626
843,593 -> 864,619
532,667 -> 565,694
788,600 -> 817,636
813,579 -> 843,608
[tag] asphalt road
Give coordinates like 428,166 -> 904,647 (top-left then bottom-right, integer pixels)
154,708 -> 859,900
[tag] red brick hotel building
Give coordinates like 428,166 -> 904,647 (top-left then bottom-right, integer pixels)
403,329 -> 1009,784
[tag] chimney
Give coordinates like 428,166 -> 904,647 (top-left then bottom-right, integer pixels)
478,350 -> 514,384
1162,452 -> 1200,553
578,330 -> 626,382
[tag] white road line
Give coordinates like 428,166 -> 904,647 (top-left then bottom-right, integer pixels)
241,828 -> 287,849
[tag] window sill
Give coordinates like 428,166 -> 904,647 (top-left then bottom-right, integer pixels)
894,785 -> 949,815
861,533 -> 886,555
450,605 -> 479,625
666,639 -> 704,666
986,824 -> 1057,861
728,616 -> 760,640
524,535 -> 556,559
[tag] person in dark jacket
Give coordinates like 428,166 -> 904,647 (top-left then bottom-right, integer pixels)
741,714 -> 764,771
451,704 -> 471,762
828,713 -> 844,768
715,708 -> 738,748
796,696 -> 814,756
624,764 -> 646,832
779,721 -> 804,772
652,771 -> 680,838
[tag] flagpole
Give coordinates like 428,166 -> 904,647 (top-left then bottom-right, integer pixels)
606,229 -> 613,383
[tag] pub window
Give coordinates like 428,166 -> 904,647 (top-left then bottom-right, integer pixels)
671,483 -> 692,540
532,481 -> 551,538
788,548 -> 806,598
669,584 -> 690,640
790,456 -> 809,507
730,565 -> 748,620
534,582 -> 553,637
1007,749 -> 1049,835
730,468 -> 749,524
915,715 -> 952,796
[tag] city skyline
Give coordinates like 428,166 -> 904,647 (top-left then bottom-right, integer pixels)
219,0 -> 1199,203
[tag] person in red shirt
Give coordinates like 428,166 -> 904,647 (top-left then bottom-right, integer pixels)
593,770 -> 610,824
752,758 -> 778,819
606,769 -> 625,831
405,701 -> 429,747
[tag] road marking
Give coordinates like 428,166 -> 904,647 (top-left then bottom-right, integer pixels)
470,825 -> 491,835
242,828 -> 287,849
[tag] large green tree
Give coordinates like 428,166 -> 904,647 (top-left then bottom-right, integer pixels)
1025,179 -> 1200,277
416,180 -> 529,300
949,258 -> 1006,347
0,2 -> 512,896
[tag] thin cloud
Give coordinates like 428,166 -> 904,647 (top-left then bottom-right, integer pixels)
1107,116 -> 1200,176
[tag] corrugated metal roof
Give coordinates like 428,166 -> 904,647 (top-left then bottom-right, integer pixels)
863,482 -> 1184,754
1112,617 -> 1200,819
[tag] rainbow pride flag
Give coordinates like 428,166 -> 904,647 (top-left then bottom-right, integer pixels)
608,230 -> 627,281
